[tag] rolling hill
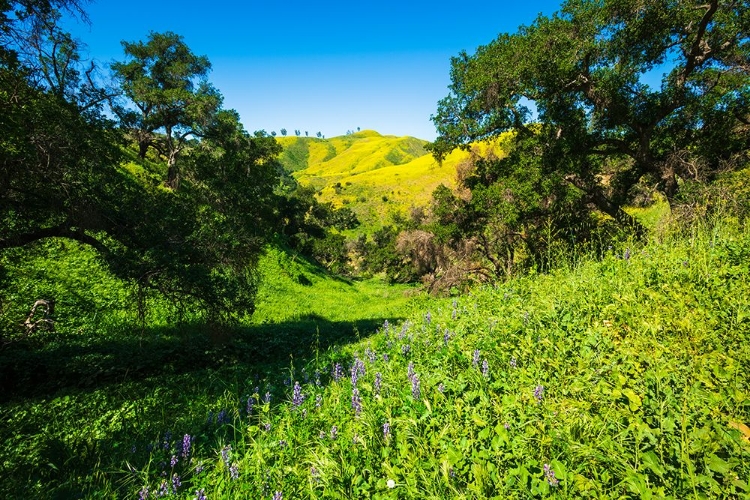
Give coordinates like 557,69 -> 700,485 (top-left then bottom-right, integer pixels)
277,130 -> 484,232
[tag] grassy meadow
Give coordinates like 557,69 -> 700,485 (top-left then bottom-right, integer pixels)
1,204 -> 749,498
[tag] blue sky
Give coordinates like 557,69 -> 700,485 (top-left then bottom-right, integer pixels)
64,1 -> 564,140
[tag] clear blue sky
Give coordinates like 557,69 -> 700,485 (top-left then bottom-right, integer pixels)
64,1 -> 564,140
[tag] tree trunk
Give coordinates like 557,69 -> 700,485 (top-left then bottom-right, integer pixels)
165,154 -> 179,189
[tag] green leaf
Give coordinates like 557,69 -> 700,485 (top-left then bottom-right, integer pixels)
622,388 -> 642,411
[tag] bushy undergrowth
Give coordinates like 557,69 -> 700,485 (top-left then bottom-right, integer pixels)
1,217 -> 749,498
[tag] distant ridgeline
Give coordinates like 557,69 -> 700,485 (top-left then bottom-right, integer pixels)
276,130 -> 503,233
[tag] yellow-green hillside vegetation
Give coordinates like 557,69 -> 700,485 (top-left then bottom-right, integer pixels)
278,130 -> 507,232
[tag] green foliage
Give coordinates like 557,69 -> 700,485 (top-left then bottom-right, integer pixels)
279,136 -> 311,172
431,0 -> 750,221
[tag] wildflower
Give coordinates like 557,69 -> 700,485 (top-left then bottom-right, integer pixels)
170,455 -> 178,467
315,370 -> 321,387
194,489 -> 206,500
172,474 -> 181,493
138,487 -> 149,500
195,461 -> 204,474
387,479 -> 396,488
534,385 -> 545,402
292,381 -> 304,407
472,349 -> 480,368
330,425 -> 338,440
383,353 -> 389,362
351,358 -> 366,386
383,421 -> 391,440
411,374 -> 421,401
301,408 -> 308,419
438,382 -> 445,393
425,311 -> 432,325
163,430 -> 172,450
315,394 -> 322,409
504,422 -> 510,430
221,445 -> 232,468
229,463 -> 239,481
365,347 -> 377,363
216,409 -> 228,425
449,467 -> 456,477
279,440 -> 287,448
401,344 -> 411,356
319,430 -> 326,439
247,396 -> 255,415
332,362 -> 344,382
443,329 -> 450,346
407,361 -> 415,381
623,248 -> 631,261
383,319 -> 389,332
263,422 -> 271,432
543,463 -> 559,486
351,388 -> 362,416
482,359 -> 489,378
158,480 -> 168,497
374,372 -> 382,395
510,357 -> 517,368
310,466 -> 320,480
273,492 -> 283,500
181,434 -> 192,458
452,307 -> 457,320
263,392 -> 272,404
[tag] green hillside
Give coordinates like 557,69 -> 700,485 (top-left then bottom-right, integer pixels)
278,130 -> 504,231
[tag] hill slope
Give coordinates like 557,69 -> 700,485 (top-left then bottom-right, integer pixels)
277,130 -> 483,231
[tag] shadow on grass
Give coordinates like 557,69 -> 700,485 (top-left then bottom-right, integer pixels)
0,314 -> 401,403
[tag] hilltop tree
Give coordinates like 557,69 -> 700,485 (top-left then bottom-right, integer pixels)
280,128 -> 287,136
316,131 -> 322,138
112,31 -> 221,189
431,0 -> 750,227
295,129 -> 301,136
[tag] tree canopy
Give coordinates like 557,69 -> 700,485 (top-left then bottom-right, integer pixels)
1,4 -> 284,322
431,0 -> 750,223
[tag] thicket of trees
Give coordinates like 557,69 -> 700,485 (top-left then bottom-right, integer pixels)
0,1 -> 357,325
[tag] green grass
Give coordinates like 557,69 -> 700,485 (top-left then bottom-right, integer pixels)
2,214 -> 748,498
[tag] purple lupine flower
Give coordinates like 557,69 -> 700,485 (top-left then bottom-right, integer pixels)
194,489 -> 206,500
401,344 -> 411,356
315,394 -> 322,409
398,324 -> 407,340
263,422 -> 271,432
411,374 -> 421,401
383,319 -> 390,332
216,409 -> 228,425
534,385 -> 545,402
263,392 -> 272,404
319,430 -> 326,439
170,455 -> 178,467
407,361 -> 415,381
443,329 -> 450,346
543,463 -> 559,486
247,396 -> 255,415
181,434 -> 192,458
278,440 -> 288,448
425,311 -> 432,325
482,359 -> 489,378
315,370 -> 321,387
221,445 -> 231,468
438,382 -> 445,393
350,358 -> 366,386
504,422 -> 510,430
273,492 -> 283,500
351,388 -> 362,416
195,461 -> 204,474
172,474 -> 181,493
472,349 -> 480,368
311,466 -> 320,482
365,347 -> 377,363
138,487 -> 149,500
383,421 -> 391,440
383,353 -> 389,362
301,408 -> 308,419
330,425 -> 338,440
623,248 -> 631,261
332,362 -> 344,382
292,381 -> 304,407
509,357 -> 517,368
158,480 -> 168,497
229,463 -> 239,480
374,372 -> 382,395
